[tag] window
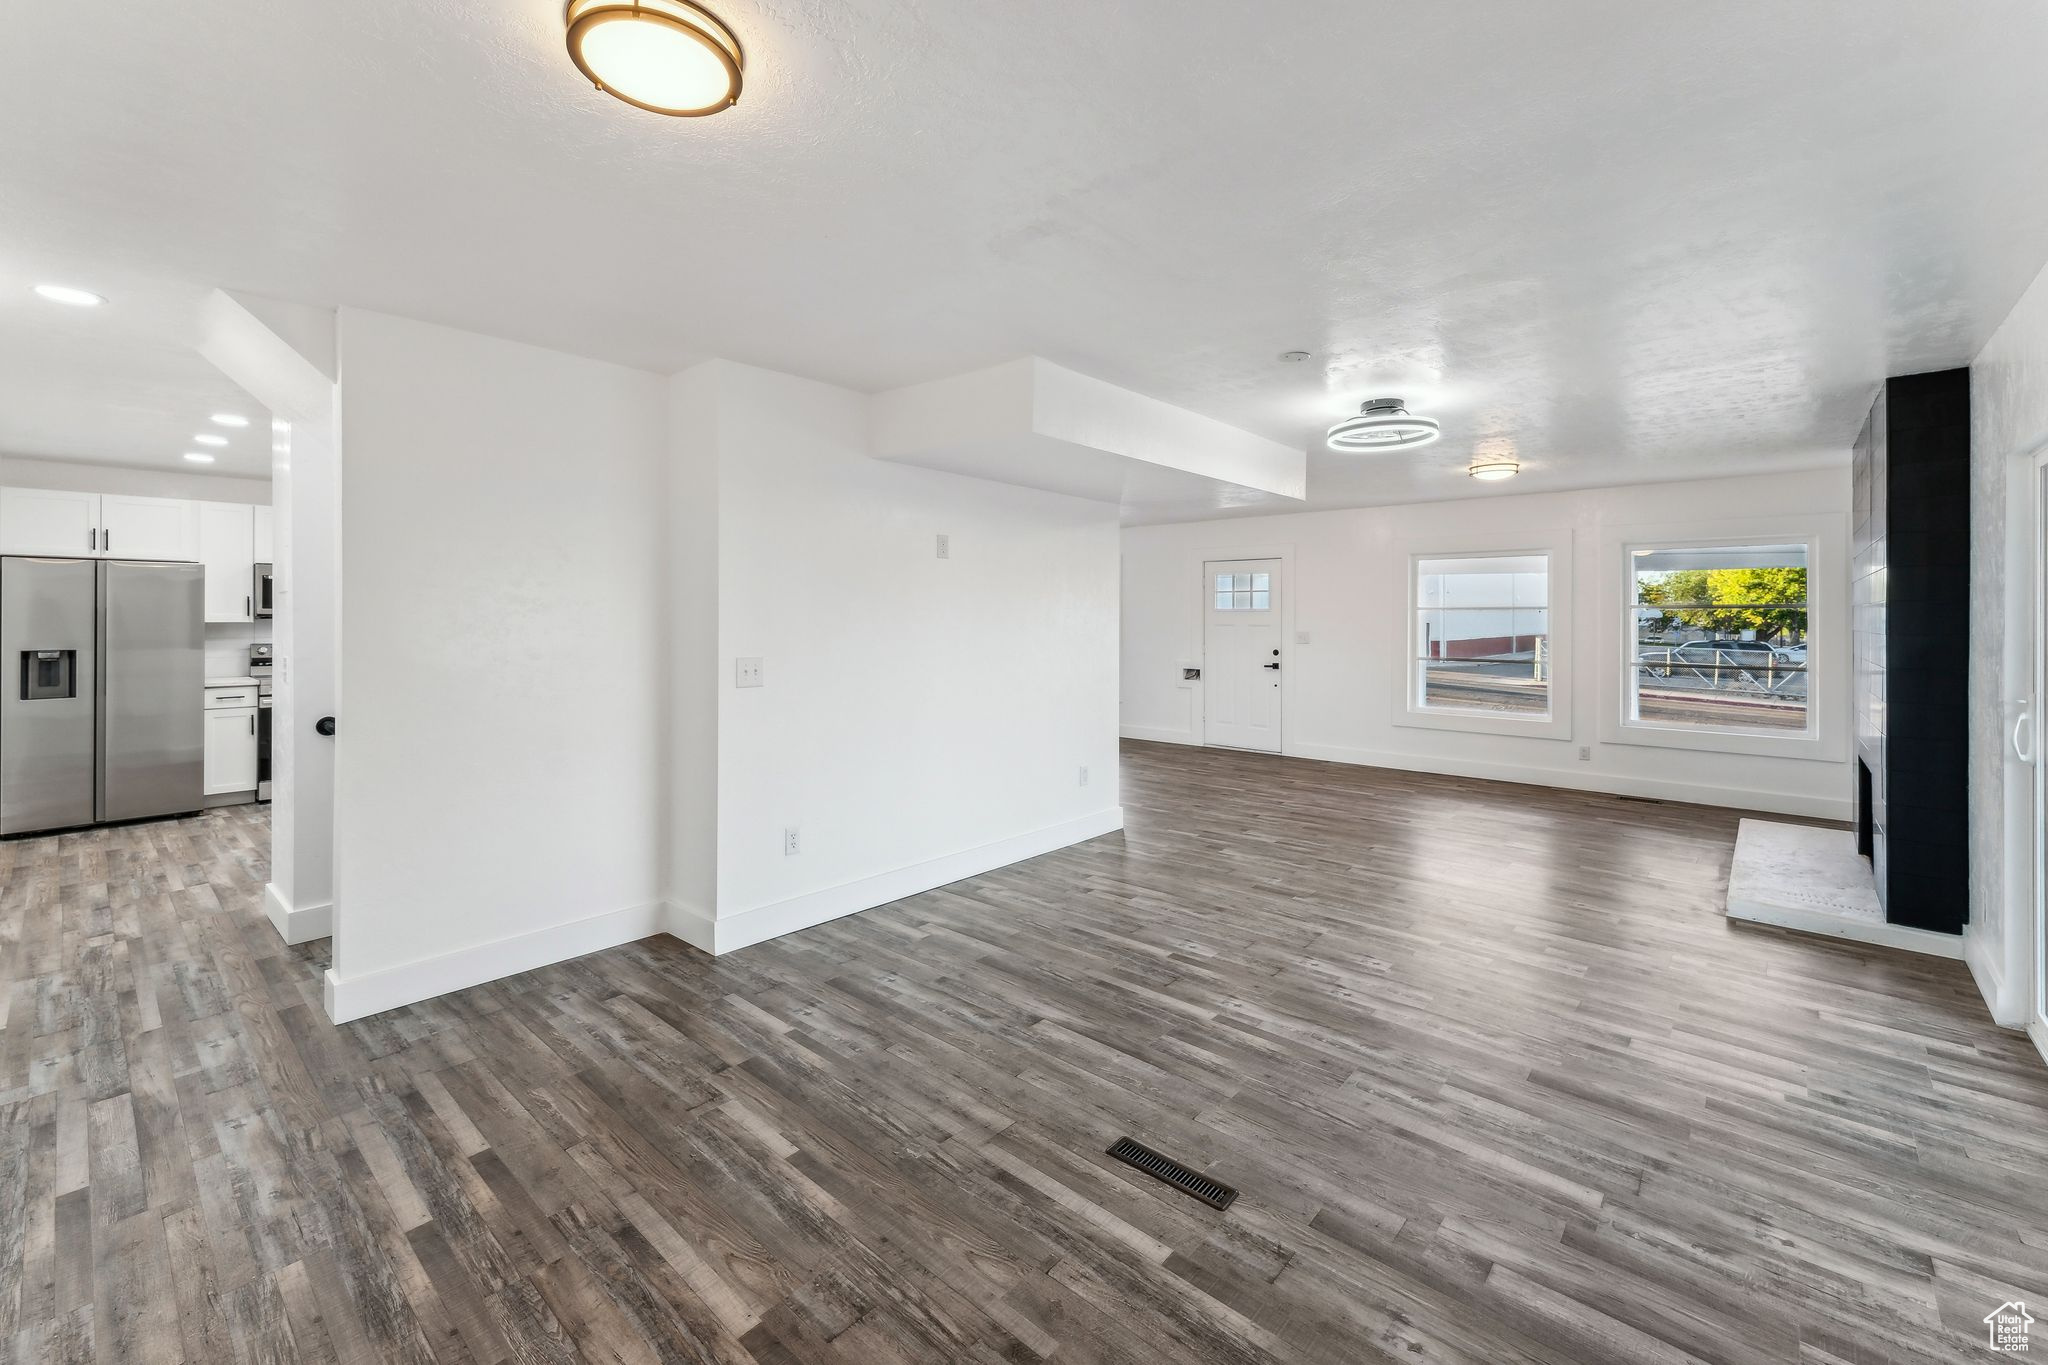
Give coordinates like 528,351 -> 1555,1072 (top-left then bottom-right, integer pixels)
1213,570 -> 1271,611
1627,542 -> 1810,736
1413,554 -> 1551,717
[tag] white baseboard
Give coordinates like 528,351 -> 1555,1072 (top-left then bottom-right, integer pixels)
1286,740 -> 1852,821
2030,1018 -> 2048,1072
1965,926 -> 2027,1027
664,899 -> 715,955
323,900 -> 665,1024
685,806 -> 1126,955
1726,900 -> 1965,959
1120,725 -> 1199,746
264,882 -> 333,945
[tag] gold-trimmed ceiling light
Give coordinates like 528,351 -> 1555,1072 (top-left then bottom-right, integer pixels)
1467,459 -> 1520,481
565,0 -> 744,117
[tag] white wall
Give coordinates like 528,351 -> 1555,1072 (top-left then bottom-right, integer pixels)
326,309 -> 668,1020
0,454 -> 270,504
1122,468 -> 1853,818
1970,256 -> 2048,1029
198,289 -> 337,947
684,361 -> 1124,951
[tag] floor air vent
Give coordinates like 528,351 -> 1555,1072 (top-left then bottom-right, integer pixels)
1106,1136 -> 1237,1210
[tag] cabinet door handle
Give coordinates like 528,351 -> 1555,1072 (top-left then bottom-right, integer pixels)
102,529 -> 109,551
245,595 -> 251,616
87,527 -> 95,550
250,715 -> 256,736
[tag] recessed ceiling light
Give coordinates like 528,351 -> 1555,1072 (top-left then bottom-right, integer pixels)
1467,459 -> 1520,481
1326,397 -> 1441,451
193,433 -> 228,446
32,283 -> 104,307
1278,351 -> 1312,363
565,0 -> 744,117
210,413 -> 250,427
182,452 -> 216,464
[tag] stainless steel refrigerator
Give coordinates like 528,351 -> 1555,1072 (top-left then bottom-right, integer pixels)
0,556 -> 204,835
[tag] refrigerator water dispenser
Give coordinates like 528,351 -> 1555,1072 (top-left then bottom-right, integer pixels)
20,649 -> 76,700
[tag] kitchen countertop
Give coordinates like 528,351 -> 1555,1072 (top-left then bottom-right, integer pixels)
206,676 -> 259,688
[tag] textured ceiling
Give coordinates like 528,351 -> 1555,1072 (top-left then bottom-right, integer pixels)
2,0 -> 2046,514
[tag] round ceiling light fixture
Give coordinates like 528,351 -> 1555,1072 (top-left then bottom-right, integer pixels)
1278,350 -> 1312,363
1467,459 -> 1520,481
1325,397 -> 1441,451
565,0 -> 744,117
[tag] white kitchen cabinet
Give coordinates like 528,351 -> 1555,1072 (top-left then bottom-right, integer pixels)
253,505 -> 274,563
0,487 -> 101,556
203,705 -> 260,795
198,502 -> 256,622
98,494 -> 198,561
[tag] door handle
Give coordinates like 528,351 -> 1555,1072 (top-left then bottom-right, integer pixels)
315,716 -> 336,737
2014,703 -> 2034,763
250,714 -> 256,736
1262,662 -> 1280,671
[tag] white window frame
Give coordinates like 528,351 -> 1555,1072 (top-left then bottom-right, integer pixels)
1394,529 -> 1574,741
1599,515 -> 1847,763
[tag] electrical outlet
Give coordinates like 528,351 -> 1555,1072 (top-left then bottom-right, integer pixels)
736,657 -> 765,688
936,533 -> 950,559
1078,766 -> 1089,787
1578,746 -> 1592,762
783,826 -> 800,856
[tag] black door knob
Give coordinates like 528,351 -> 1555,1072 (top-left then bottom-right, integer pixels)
315,716 -> 336,737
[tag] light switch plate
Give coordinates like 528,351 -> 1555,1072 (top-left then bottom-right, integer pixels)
736,657 -> 765,688
936,533 -> 950,559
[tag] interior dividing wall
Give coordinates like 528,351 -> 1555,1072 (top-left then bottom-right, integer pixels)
326,308 -> 668,1020
674,360 -> 1125,951
1121,468 -> 1854,818
1970,254 -> 2048,1028
324,328 -> 1122,1018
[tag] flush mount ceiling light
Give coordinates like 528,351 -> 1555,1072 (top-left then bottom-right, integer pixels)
32,283 -> 104,307
1325,397 -> 1441,451
1278,350 -> 1312,363
565,0 -> 744,117
210,413 -> 250,427
182,452 -> 215,464
1467,459 -> 1520,481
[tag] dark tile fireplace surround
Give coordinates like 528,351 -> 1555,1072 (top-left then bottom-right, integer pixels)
1851,369 -> 1970,935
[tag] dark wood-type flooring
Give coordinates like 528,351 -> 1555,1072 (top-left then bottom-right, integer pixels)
3,740 -> 2046,1363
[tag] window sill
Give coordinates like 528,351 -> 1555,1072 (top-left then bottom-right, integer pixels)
1394,706 -> 1572,742
1600,716 -> 1837,762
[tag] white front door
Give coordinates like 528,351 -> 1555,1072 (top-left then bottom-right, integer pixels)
1203,558 -> 1282,752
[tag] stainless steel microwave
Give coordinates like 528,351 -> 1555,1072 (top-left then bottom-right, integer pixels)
253,562 -> 273,618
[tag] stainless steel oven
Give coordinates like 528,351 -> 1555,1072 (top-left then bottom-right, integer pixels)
250,643 -> 273,802
253,562 -> 273,619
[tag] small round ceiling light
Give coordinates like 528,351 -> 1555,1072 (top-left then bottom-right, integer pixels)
33,284 -> 104,307
210,413 -> 250,428
182,452 -> 216,464
1278,350 -> 1312,363
565,0 -> 744,117
1326,397 -> 1441,451
1467,459 -> 1520,481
